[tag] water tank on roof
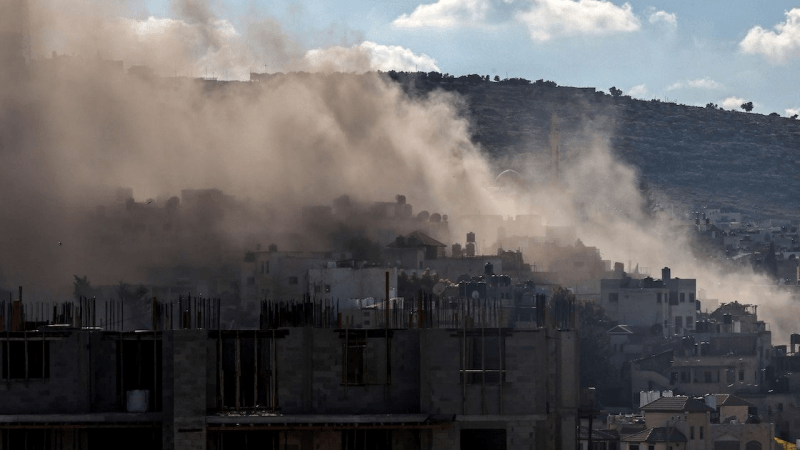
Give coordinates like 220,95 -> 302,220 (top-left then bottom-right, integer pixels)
429,213 -> 441,223
268,243 -> 278,252
466,242 -> 475,257
466,232 -> 475,243
417,211 -> 430,221
452,243 -> 462,257
485,262 -> 494,275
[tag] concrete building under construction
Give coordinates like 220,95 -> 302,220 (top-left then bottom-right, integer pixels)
0,287 -> 579,450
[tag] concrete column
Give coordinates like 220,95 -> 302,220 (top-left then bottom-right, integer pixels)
164,330 -> 208,450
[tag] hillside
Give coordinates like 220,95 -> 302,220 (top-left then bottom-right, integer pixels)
395,74 -> 800,221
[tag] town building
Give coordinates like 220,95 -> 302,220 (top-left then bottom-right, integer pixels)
600,267 -> 696,337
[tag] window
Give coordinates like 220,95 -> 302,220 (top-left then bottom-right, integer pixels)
343,430 -> 392,450
704,370 -> 712,383
746,441 -> 762,450
118,338 -> 162,411
690,427 -> 695,440
341,330 -> 388,385
739,370 -> 745,381
609,293 -> 619,302
288,277 -> 298,285
680,293 -> 686,302
217,331 -> 275,411
699,427 -> 703,439
461,430 -> 506,450
686,316 -> 693,329
325,284 -> 331,293
461,332 -> 505,385
675,316 -> 683,331
657,293 -> 662,303
630,445 -> 640,450
261,261 -> 269,274
689,293 -> 695,302
648,445 -> 655,450
2,340 -> 50,379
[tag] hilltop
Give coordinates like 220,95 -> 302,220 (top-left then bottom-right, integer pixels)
388,72 -> 800,221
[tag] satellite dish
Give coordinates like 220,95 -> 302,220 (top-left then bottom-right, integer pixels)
432,282 -> 446,296
471,290 -> 480,300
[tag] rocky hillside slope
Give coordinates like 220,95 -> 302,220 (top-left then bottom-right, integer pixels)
395,74 -> 800,221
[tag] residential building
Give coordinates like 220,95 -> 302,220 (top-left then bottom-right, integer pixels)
600,268 -> 696,336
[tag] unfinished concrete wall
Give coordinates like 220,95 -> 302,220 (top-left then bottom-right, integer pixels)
163,329 -> 208,450
420,329 -> 552,416
276,328 -> 420,414
0,330 -> 118,414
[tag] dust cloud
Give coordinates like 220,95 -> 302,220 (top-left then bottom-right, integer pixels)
0,0 -> 497,298
0,0 -> 794,343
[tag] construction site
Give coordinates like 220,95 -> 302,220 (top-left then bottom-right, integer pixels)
0,282 -> 579,450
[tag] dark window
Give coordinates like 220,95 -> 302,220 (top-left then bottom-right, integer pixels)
690,293 -> 695,302
675,316 -> 683,330
704,371 -> 712,383
215,430 -> 279,450
341,331 -> 388,385
325,284 -> 331,293
217,332 -> 274,411
699,426 -> 703,439
609,293 -> 619,302
746,441 -> 762,450
657,293 -> 662,303
117,338 -> 162,411
739,370 -> 745,381
680,293 -> 686,302
649,446 -> 655,450
2,340 -> 50,379
686,316 -> 693,329
461,332 -> 505,385
342,430 -> 391,450
344,334 -> 365,384
630,445 -> 640,450
691,427 -> 695,439
288,277 -> 298,285
461,430 -> 506,450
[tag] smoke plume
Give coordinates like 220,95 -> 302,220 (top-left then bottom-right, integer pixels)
0,0 -> 795,343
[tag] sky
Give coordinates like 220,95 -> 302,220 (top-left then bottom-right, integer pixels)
123,0 -> 800,117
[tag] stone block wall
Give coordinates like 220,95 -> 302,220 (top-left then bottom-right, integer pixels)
0,330 -> 118,414
277,328 -> 420,414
